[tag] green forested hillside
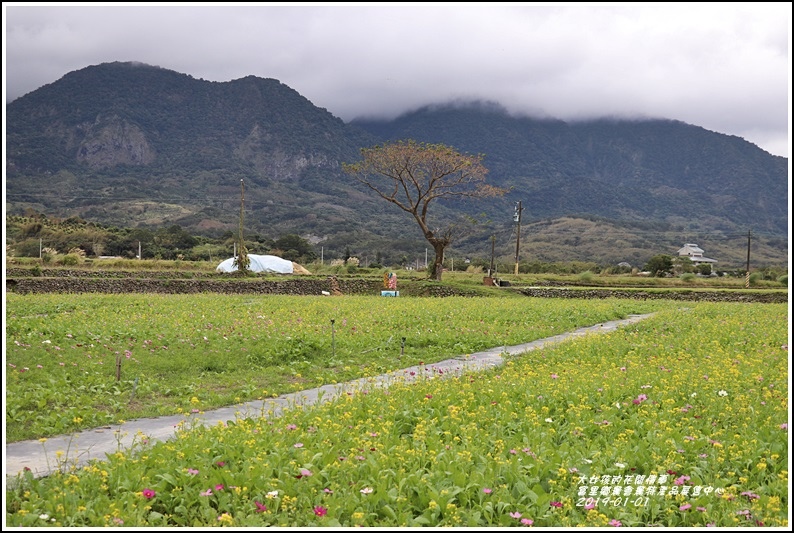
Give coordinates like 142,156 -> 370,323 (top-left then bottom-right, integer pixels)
5,62 -> 788,268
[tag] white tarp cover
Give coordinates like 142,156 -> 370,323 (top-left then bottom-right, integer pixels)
216,254 -> 294,274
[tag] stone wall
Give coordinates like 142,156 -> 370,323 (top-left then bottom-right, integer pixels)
4,269 -> 786,302
516,287 -> 787,303
6,276 -> 380,296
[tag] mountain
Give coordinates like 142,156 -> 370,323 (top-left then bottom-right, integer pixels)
5,62 -> 789,268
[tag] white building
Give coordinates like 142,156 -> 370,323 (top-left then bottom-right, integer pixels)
677,243 -> 717,267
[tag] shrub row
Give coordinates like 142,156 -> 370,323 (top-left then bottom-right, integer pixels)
517,287 -> 787,303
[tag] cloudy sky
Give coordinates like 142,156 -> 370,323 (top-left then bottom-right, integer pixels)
3,3 -> 791,157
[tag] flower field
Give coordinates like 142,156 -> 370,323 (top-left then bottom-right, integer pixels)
5,297 -> 790,527
5,293 -> 659,442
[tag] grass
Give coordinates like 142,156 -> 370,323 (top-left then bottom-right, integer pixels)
5,293 -> 664,442
5,301 -> 788,527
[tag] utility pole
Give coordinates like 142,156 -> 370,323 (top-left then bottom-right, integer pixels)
489,235 -> 496,277
745,229 -> 751,288
235,178 -> 249,272
513,201 -> 523,275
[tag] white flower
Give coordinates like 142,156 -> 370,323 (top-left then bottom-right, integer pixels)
615,462 -> 626,469
691,392 -> 697,397
42,340 -> 51,344
360,487 -> 373,494
39,514 -> 50,521
718,390 -> 728,397
266,490 -> 279,499
615,402 -> 621,409
545,418 -> 554,423
584,459 -> 593,464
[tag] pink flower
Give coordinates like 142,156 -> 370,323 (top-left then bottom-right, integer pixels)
255,501 -> 267,513
680,503 -> 692,511
299,468 -> 313,477
550,501 -> 563,508
482,488 -> 492,494
200,489 -> 212,497
697,507 -> 707,512
620,367 -> 626,372
142,488 -> 156,499
294,442 -> 304,448
313,506 -> 328,517
187,468 -> 199,475
286,424 -> 297,430
551,373 -> 559,379
215,484 -> 224,491
609,519 -> 622,527
520,518 -> 534,526
510,512 -> 522,519
585,501 -> 596,510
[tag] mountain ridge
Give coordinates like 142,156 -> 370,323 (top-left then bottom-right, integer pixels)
5,61 -> 788,268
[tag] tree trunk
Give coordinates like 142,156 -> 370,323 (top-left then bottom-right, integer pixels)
430,241 -> 446,281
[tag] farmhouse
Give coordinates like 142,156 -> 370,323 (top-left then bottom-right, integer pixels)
677,243 -> 717,267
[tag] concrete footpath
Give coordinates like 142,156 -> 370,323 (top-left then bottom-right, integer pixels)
5,314 -> 653,480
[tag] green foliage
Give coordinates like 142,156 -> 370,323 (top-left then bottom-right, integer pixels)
4,302 -> 789,527
776,275 -> 787,287
644,254 -> 673,277
578,271 -> 594,282
57,253 -> 81,266
5,293 -> 664,442
273,234 -> 317,263
696,263 -> 713,275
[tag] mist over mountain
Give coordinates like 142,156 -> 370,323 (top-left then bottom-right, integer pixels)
5,62 -> 788,268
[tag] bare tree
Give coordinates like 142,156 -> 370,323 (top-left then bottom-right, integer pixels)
343,140 -> 505,280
